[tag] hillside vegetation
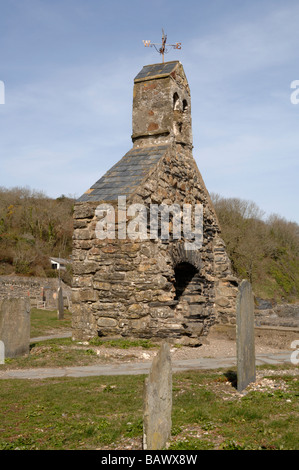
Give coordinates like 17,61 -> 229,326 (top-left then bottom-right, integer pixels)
0,186 -> 73,280
0,186 -> 298,302
211,193 -> 299,302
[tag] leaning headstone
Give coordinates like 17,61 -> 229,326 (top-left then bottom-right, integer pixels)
143,342 -> 172,450
0,297 -> 31,358
57,286 -> 64,320
236,279 -> 256,392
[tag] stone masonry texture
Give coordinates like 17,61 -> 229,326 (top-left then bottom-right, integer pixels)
72,61 -> 238,343
0,275 -> 72,310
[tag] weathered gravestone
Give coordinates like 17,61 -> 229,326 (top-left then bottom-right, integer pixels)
0,297 -> 30,358
57,286 -> 64,320
143,342 -> 172,450
236,279 -> 256,392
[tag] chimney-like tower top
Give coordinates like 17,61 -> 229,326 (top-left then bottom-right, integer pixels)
77,62 -> 193,203
132,61 -> 192,148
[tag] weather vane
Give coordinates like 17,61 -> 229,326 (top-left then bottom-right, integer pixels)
143,29 -> 181,63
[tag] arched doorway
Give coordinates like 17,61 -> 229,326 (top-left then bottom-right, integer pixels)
174,262 -> 198,301
173,261 -> 205,343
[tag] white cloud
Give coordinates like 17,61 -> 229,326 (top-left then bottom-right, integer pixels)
188,5 -> 299,79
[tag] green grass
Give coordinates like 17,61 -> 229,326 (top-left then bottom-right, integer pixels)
0,374 -> 145,450
89,337 -> 157,349
0,309 -> 158,370
1,335 -> 158,371
30,308 -> 72,338
2,337 -> 103,370
0,308 -> 298,450
0,368 -> 298,450
0,308 -> 160,371
170,369 -> 299,451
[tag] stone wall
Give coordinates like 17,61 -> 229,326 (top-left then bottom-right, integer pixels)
72,61 -> 238,343
0,275 -> 72,310
72,142 -> 238,342
254,301 -> 299,328
132,61 -> 192,149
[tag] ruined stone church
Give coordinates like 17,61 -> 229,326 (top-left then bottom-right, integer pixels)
72,61 -> 238,344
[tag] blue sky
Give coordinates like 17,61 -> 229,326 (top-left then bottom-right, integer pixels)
0,0 -> 298,222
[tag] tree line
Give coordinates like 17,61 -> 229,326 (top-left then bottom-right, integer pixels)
0,186 -> 73,281
211,193 -> 299,302
0,186 -> 298,301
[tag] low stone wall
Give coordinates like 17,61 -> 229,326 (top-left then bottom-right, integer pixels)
0,275 -> 72,310
255,302 -> 299,328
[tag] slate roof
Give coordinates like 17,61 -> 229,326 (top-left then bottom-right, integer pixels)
77,145 -> 169,202
134,61 -> 179,82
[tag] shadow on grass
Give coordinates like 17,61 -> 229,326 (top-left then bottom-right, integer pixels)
224,369 -> 237,389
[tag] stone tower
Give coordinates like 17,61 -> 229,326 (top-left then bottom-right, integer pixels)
72,61 -> 238,344
132,61 -> 192,148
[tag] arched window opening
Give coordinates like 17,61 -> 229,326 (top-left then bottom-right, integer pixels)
173,92 -> 180,111
174,262 -> 198,300
182,99 -> 188,113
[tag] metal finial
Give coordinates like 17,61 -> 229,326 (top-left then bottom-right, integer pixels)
143,29 -> 181,63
